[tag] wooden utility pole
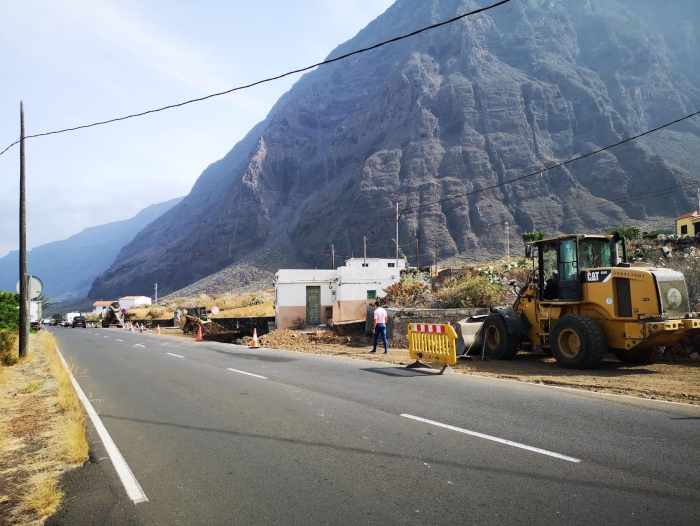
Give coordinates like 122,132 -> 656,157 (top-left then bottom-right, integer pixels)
331,244 -> 335,270
505,221 -> 510,259
415,239 -> 419,269
395,202 -> 399,268
363,236 -> 367,265
19,101 -> 28,358
434,243 -> 439,277
154,283 -> 158,304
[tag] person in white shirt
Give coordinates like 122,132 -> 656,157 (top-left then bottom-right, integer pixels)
369,301 -> 388,354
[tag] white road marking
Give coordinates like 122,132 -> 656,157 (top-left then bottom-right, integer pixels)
53,343 -> 148,503
401,414 -> 581,463
166,353 -> 185,359
104,336 -> 109,338
227,368 -> 267,380
134,344 -> 145,348
116,339 -> 123,342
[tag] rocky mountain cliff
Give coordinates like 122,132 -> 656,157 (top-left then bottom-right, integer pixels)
90,0 -> 700,299
0,197 -> 182,300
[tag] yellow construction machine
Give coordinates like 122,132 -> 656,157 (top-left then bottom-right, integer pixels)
462,234 -> 700,369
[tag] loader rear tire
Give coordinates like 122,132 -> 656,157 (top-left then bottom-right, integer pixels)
614,347 -> 664,365
551,315 -> 606,369
482,314 -> 521,360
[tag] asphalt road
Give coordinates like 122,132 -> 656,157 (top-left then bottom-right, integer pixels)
47,326 -> 700,525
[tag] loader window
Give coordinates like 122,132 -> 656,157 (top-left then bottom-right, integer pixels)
540,242 -> 559,300
557,238 -> 581,300
579,239 -> 611,270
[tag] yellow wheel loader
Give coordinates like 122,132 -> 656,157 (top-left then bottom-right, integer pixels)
462,234 -> 700,369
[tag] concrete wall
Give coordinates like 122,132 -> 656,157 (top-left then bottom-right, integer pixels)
276,305 -> 333,329
332,299 -> 373,325
366,307 -> 489,341
213,317 -> 275,336
131,318 -> 175,328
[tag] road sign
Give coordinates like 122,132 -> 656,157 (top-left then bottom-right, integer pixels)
16,275 -> 43,300
211,306 -> 220,315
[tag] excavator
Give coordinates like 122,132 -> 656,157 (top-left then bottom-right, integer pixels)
460,234 -> 700,369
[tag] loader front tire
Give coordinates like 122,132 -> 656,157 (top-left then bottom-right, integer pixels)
551,315 -> 606,369
614,347 -> 664,365
482,314 -> 521,360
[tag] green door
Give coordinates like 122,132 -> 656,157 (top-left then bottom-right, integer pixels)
306,286 -> 321,325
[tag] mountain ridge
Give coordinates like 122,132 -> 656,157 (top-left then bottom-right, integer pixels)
90,0 -> 700,299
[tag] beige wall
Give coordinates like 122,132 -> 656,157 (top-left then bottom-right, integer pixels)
331,300 -> 373,325
276,305 -> 333,329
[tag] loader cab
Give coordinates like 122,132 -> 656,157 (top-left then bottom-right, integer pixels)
536,235 -> 627,302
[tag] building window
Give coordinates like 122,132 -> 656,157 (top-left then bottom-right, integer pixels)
681,225 -> 688,235
388,263 -> 395,267
367,290 -> 376,300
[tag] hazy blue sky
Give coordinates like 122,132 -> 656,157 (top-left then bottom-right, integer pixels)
0,0 -> 395,258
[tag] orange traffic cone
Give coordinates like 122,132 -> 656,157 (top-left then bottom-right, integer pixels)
196,325 -> 203,341
156,325 -> 161,335
250,328 -> 259,348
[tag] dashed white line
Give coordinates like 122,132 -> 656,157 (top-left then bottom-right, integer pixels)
401,414 -> 581,463
104,336 -> 109,338
166,353 -> 185,359
53,343 -> 148,503
116,339 -> 123,342
134,344 -> 145,348
227,368 -> 267,380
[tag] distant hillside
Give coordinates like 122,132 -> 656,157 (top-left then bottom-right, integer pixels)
0,197 -> 182,300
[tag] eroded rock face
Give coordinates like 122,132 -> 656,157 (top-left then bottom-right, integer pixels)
89,0 -> 700,299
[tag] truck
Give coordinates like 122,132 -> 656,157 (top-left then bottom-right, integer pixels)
461,234 -> 700,369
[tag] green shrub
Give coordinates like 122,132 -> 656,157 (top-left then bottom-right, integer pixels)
383,279 -> 431,308
0,291 -> 20,331
608,226 -> 641,240
435,275 -> 506,308
0,329 -> 18,366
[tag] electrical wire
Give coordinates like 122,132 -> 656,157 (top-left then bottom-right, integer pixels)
0,0 -> 512,158
398,110 -> 700,218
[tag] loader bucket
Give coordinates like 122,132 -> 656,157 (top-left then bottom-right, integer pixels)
455,318 -> 486,356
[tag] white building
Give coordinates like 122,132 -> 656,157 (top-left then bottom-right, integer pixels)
119,296 -> 152,310
275,258 -> 404,329
92,300 -> 114,315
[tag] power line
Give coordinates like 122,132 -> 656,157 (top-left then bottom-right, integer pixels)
0,0 -> 512,158
569,182 -> 700,214
399,110 -> 700,217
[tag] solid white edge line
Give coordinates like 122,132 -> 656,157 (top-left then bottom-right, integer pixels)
116,339 -> 123,342
134,344 -> 145,348
53,343 -> 148,503
227,368 -> 267,380
166,353 -> 184,359
401,414 -> 581,463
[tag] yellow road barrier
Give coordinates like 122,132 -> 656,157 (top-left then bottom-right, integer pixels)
407,323 -> 458,373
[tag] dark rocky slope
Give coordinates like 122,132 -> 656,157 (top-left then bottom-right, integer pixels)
90,0 -> 700,299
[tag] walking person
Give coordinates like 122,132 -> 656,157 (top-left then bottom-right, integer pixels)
369,301 -> 388,354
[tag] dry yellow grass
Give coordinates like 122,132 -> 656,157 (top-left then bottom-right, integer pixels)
0,331 -> 89,524
214,302 -> 275,318
22,473 -> 64,517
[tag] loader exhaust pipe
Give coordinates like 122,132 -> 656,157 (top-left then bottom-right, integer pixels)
610,233 -> 620,267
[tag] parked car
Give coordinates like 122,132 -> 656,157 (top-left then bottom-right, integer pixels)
61,319 -> 71,327
30,321 -> 41,331
72,316 -> 86,328
49,319 -> 58,326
